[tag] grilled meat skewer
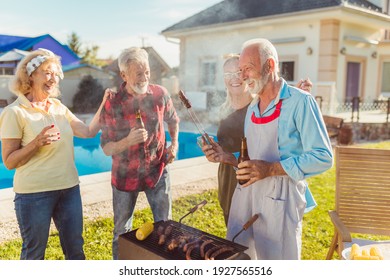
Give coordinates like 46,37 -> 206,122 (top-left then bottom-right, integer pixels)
158,224 -> 172,245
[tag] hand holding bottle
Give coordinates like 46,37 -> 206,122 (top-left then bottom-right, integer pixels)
126,127 -> 148,146
237,160 -> 285,187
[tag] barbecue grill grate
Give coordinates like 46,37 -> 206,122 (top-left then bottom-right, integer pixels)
120,220 -> 248,260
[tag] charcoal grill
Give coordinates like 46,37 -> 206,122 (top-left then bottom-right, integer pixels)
118,220 -> 250,260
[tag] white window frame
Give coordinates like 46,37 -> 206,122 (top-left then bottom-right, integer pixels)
380,61 -> 390,96
278,55 -> 298,83
199,57 -> 217,90
378,56 -> 390,100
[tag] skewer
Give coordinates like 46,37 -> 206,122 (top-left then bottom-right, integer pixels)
178,90 -> 216,147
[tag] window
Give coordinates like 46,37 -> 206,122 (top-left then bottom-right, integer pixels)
279,61 -> 295,81
381,62 -> 390,94
200,61 -> 216,87
0,67 -> 14,75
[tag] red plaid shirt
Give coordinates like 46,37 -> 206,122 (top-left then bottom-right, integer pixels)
100,83 -> 179,192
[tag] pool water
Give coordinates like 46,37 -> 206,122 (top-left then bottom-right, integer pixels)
0,131 -> 210,190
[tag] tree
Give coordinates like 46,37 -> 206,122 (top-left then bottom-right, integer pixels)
67,32 -> 103,67
67,32 -> 82,56
72,75 -> 104,113
82,45 -> 102,66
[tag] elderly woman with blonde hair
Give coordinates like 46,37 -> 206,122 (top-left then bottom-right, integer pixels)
0,48 -> 109,260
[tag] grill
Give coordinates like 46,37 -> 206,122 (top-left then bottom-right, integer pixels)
118,220 -> 250,260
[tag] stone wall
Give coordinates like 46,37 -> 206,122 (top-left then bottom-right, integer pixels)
339,122 -> 390,145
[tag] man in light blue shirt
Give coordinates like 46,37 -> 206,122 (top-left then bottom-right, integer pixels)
204,38 -> 332,259
243,78 -> 333,182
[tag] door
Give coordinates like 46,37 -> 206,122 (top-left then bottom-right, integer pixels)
345,61 -> 362,111
345,62 -> 361,102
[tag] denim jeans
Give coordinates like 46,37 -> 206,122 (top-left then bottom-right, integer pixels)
14,185 -> 85,260
112,168 -> 171,259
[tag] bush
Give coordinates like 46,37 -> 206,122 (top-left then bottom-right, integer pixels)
72,75 -> 104,113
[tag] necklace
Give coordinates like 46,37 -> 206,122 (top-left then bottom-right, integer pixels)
30,99 -> 50,112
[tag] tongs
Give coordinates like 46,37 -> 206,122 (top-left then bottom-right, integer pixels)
178,90 -> 216,147
179,200 -> 208,223
232,214 -> 259,243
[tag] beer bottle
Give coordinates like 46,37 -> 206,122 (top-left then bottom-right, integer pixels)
238,137 -> 250,185
135,109 -> 145,129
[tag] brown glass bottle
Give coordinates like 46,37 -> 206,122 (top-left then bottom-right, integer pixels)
135,109 -> 145,128
238,137 -> 250,185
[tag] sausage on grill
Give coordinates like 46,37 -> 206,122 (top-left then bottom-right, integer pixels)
185,244 -> 199,260
200,239 -> 213,258
204,245 -> 224,260
183,238 -> 201,252
210,246 -> 234,260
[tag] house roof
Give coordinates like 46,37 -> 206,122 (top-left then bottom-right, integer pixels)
104,46 -> 171,73
0,49 -> 30,62
0,34 -> 80,61
0,35 -> 27,47
162,0 -> 383,33
143,46 -> 171,71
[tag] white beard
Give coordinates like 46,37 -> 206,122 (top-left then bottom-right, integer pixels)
131,82 -> 149,95
247,73 -> 269,95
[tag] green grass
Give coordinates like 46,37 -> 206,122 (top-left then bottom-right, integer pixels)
1,141 -> 389,260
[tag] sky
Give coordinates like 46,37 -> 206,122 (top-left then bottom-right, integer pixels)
0,0 -> 222,67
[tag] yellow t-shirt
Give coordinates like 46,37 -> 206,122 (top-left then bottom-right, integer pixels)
0,95 -> 79,194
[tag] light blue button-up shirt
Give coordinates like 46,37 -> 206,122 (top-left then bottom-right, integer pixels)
245,79 -> 333,182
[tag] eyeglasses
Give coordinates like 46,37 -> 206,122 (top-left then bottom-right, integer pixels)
223,71 -> 242,80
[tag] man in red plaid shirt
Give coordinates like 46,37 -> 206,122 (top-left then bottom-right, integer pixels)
99,47 -> 179,259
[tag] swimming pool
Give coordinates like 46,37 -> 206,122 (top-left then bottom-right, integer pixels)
0,131 -> 210,190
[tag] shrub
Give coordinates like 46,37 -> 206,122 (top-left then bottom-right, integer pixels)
72,75 -> 104,113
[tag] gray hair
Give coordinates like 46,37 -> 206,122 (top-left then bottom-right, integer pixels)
242,38 -> 279,73
118,47 -> 149,72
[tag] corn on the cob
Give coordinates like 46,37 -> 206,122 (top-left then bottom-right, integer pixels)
369,246 -> 384,260
349,244 -> 360,260
136,222 -> 154,241
361,249 -> 369,256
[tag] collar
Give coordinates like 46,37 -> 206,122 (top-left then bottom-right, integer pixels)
17,94 -> 55,111
17,94 -> 32,109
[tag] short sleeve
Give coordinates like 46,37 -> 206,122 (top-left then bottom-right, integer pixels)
0,107 -> 23,139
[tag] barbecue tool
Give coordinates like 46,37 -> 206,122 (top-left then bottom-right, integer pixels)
232,214 -> 259,243
178,90 -> 215,147
179,200 -> 207,223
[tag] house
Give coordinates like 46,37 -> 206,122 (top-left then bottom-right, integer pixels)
161,0 -> 390,114
0,49 -> 30,75
104,46 -> 173,88
0,34 -> 80,74
0,34 -> 116,108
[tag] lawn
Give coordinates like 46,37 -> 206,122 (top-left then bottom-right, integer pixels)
1,141 -> 389,260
